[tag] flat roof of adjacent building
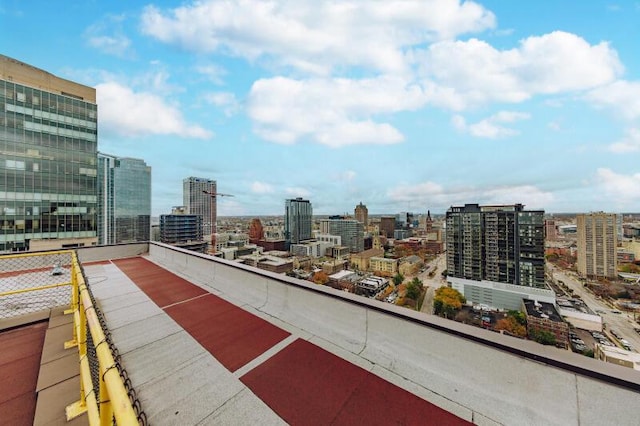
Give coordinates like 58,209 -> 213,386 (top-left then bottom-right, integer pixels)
523,299 -> 565,323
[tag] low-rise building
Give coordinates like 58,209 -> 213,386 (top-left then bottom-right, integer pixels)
556,298 -> 602,332
370,257 -> 398,277
399,255 -> 424,277
594,344 -> 640,370
522,299 -> 569,349
356,276 -> 389,297
350,248 -> 384,271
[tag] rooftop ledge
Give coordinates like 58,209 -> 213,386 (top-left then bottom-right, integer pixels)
66,242 -> 640,424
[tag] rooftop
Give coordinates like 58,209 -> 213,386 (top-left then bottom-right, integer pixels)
523,299 -> 565,323
2,242 -> 640,425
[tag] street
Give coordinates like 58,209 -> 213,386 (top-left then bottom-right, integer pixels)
549,264 -> 640,351
418,253 -> 447,314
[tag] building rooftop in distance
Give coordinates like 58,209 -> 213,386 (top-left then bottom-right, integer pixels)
523,299 -> 564,323
2,242 -> 640,425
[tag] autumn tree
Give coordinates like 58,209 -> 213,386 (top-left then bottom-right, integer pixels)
312,271 -> 329,285
433,287 -> 465,319
495,317 -> 527,338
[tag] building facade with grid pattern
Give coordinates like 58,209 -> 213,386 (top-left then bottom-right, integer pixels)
97,153 -> 151,245
183,177 -> 216,236
577,212 -> 618,279
0,55 -> 98,252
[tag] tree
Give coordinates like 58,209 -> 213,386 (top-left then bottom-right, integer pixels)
532,330 -> 556,346
405,277 -> 423,300
392,273 -> 405,287
433,287 -> 465,319
495,317 -> 527,337
312,271 -> 329,285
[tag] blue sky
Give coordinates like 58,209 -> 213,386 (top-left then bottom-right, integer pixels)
2,1 -> 639,216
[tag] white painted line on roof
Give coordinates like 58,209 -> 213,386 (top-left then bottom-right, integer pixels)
161,292 -> 210,310
232,334 -> 299,379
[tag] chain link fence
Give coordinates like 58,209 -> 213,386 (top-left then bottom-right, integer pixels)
0,251 -> 72,320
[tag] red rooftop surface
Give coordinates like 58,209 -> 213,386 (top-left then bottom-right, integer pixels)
0,321 -> 47,426
111,256 -> 471,424
242,338 -> 471,426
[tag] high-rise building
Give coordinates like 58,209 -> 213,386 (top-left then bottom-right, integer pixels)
380,216 -> 395,238
320,218 -> 364,253
577,212 -> 618,279
544,219 -> 557,241
160,206 -> 206,253
285,198 -> 312,248
248,218 -> 264,244
97,153 -> 151,245
446,204 -> 551,310
183,177 -> 216,235
354,202 -> 368,227
0,55 -> 98,252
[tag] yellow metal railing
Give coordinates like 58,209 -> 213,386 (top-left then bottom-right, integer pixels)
65,251 -> 139,425
0,250 -> 140,425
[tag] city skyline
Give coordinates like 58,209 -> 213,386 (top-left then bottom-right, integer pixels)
2,1 -> 639,216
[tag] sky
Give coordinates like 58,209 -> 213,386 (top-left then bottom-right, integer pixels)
1,1 -> 639,217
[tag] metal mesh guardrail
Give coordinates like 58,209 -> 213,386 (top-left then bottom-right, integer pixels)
0,250 -> 146,425
0,251 -> 73,320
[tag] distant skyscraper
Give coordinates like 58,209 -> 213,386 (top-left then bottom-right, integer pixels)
97,153 -> 151,245
380,216 -> 395,238
354,202 -> 368,227
183,177 -> 216,236
248,218 -> 264,243
0,55 -> 98,252
160,207 -> 206,253
577,212 -> 618,279
544,219 -> 557,241
285,198 -> 312,247
446,204 -> 549,310
320,218 -> 364,253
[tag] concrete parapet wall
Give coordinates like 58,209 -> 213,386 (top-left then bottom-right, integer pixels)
147,242 -> 640,425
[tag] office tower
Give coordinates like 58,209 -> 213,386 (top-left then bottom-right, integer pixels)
160,206 -> 206,253
380,216 -> 395,238
183,177 -> 216,235
97,153 -> 152,245
354,202 -> 368,227
446,204 -> 550,310
0,55 -> 98,252
577,212 -> 618,279
544,219 -> 557,241
248,218 -> 264,244
285,198 -> 312,248
320,218 -> 364,253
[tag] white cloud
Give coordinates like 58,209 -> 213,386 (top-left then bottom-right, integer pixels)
96,82 -> 212,139
387,181 -> 553,210
204,92 -> 241,116
418,31 -> 622,109
87,35 -> 131,57
285,187 -> 311,197
251,181 -> 274,194
247,76 -> 427,146
586,80 -> 640,121
334,171 -> 357,182
85,15 -> 132,58
452,111 -> 530,139
609,128 -> 640,153
595,168 -> 640,204
481,185 -> 553,209
194,64 -> 227,85
141,0 -> 495,74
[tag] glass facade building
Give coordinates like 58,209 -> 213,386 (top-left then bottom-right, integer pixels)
97,153 -> 151,245
183,177 -> 216,236
285,198 -> 313,248
0,56 -> 98,252
446,204 -> 545,288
